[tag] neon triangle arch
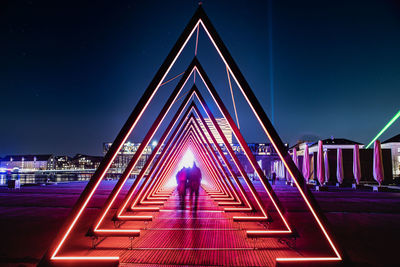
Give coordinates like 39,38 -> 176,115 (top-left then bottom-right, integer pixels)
122,90 -> 248,211
109,94 -> 268,225
92,76 -> 292,237
118,104 -> 243,216
117,100 -> 249,217
39,5 -> 347,265
93,81 -> 259,227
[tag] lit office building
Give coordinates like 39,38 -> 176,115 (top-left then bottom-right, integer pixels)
70,154 -> 103,170
196,117 -> 232,144
54,156 -> 72,170
103,142 -> 154,174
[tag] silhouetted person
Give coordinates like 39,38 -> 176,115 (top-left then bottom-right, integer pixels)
176,167 -> 188,210
272,172 -> 276,185
188,162 -> 202,210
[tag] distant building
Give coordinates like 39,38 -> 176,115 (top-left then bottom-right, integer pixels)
218,142 -> 286,177
287,138 -> 393,184
197,118 -> 233,144
0,155 -> 54,170
70,154 -> 102,170
54,156 -> 72,170
382,134 -> 400,178
102,118 -> 231,174
103,142 -> 154,174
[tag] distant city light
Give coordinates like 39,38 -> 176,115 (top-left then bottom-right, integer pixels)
366,110 -> 400,148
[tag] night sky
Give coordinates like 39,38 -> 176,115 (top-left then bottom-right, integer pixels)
1,0 -> 400,157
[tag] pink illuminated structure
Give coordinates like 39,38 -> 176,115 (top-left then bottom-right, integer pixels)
39,5 -> 347,266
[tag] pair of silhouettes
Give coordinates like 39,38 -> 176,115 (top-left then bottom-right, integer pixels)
176,162 -> 202,210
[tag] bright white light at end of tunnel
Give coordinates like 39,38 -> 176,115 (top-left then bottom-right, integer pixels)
164,150 -> 196,189
178,149 -> 196,169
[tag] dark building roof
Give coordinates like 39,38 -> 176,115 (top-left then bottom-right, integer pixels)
1,154 -> 53,161
71,154 -> 103,162
383,134 -> 400,144
289,141 -> 313,150
309,138 -> 362,147
55,155 -> 70,160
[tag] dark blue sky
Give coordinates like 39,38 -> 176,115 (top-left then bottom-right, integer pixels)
1,0 -> 400,156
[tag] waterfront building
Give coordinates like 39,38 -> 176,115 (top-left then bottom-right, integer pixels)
220,143 -> 285,178
70,154 -> 102,170
0,155 -> 54,171
54,156 -> 72,170
103,142 -> 154,174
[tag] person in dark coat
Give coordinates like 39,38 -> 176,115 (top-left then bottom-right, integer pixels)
272,172 -> 276,185
176,167 -> 188,209
188,162 -> 202,210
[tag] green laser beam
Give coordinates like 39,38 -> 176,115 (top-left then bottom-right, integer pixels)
366,109 -> 400,148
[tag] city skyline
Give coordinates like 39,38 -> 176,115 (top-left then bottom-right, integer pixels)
1,0 -> 400,157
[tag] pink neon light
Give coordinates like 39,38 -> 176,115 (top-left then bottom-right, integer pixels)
276,258 -> 341,262
187,136 -> 249,209
151,124 -> 227,199
189,120 -> 237,198
142,108 -> 244,206
187,123 -> 229,194
136,135 -> 188,201
194,72 -> 271,219
145,136 -> 193,201
144,128 -> 194,200
191,103 -> 252,208
124,125 -> 189,205
188,134 -> 227,195
191,107 -> 244,204
51,21 -> 200,261
172,126 -> 228,196
145,126 -> 224,201
246,230 -> 291,234
198,20 -> 341,260
117,92 -> 197,216
94,69 -> 196,232
51,14 -> 342,263
188,126 -> 233,197
189,134 -> 226,193
140,109 -> 198,201
190,104 -> 252,209
153,142 -> 192,195
104,82 -> 200,222
152,124 -> 227,198
52,257 -> 119,260
192,92 -> 268,216
95,229 -> 141,233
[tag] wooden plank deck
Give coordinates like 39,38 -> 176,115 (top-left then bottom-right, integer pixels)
80,188 -> 301,266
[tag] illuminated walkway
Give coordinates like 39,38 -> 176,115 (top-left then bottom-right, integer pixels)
1,181 -> 400,265
80,187 -> 299,266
